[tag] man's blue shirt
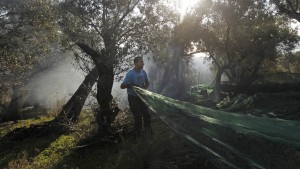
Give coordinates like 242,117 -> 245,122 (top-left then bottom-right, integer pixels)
122,69 -> 149,96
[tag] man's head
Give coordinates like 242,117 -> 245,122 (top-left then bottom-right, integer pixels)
134,57 -> 144,70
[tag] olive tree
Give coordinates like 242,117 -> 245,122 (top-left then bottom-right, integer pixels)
57,0 -> 178,125
175,0 -> 299,101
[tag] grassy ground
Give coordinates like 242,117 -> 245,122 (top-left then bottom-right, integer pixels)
0,110 -> 216,169
2,92 -> 300,169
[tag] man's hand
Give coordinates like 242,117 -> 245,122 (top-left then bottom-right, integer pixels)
126,83 -> 132,88
120,82 -> 132,89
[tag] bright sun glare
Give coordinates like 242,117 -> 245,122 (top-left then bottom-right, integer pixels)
180,0 -> 200,16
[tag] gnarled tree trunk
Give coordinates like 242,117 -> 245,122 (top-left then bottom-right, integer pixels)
54,66 -> 99,123
96,67 -> 116,125
76,43 -> 119,127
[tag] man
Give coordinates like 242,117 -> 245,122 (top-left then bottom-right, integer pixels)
120,57 -> 152,137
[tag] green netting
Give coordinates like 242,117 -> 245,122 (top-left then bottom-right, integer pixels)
133,87 -> 300,169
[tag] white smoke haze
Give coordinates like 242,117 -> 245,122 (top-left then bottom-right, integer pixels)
112,81 -> 128,109
25,55 -> 85,108
23,51 -> 213,110
191,53 -> 214,85
112,53 -> 214,107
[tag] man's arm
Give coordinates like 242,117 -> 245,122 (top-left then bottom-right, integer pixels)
120,83 -> 132,89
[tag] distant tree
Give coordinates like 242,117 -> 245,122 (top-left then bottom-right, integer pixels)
148,43 -> 193,99
176,0 -> 299,101
274,51 -> 300,73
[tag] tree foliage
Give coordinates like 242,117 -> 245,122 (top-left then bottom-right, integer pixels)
0,0 -> 60,98
53,0 -> 179,125
177,0 -> 299,87
271,0 -> 300,21
58,0 -> 178,75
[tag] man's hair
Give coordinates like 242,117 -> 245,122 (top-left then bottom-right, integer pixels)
134,57 -> 143,64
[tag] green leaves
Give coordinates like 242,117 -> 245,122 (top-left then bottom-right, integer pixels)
176,0 -> 299,86
0,0 -> 62,95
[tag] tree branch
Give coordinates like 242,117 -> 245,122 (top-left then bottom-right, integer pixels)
274,0 -> 300,22
286,0 -> 297,12
113,0 -> 141,30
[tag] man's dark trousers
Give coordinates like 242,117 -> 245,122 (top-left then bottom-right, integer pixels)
128,94 -> 151,134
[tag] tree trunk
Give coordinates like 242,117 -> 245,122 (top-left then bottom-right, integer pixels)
156,44 -> 186,99
213,67 -> 225,102
156,63 -> 172,94
76,43 -> 119,127
4,86 -> 29,121
173,45 -> 187,99
54,66 -> 99,123
95,67 -> 117,125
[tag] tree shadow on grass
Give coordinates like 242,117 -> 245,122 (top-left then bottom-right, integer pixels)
52,119 -> 219,169
0,121 -> 64,168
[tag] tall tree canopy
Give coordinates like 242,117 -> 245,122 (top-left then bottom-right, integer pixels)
173,0 -> 299,101
57,0 -> 179,124
177,0 -> 299,83
2,0 -> 299,121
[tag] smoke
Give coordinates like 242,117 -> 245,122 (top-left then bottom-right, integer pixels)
23,50 -> 213,110
191,53 -> 214,84
112,81 -> 128,109
145,46 -> 214,100
112,50 -> 214,104
24,54 -> 84,108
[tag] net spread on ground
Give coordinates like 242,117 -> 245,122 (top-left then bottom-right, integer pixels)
134,87 -> 300,169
